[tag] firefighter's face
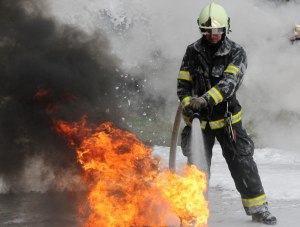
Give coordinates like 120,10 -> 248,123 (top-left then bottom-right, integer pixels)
200,27 -> 224,44
204,33 -> 222,44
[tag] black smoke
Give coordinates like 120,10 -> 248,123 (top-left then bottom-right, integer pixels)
0,0 -> 144,191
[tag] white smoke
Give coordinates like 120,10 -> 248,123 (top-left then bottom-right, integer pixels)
49,0 -> 300,150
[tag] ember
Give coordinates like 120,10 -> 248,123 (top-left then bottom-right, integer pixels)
35,88 -> 49,98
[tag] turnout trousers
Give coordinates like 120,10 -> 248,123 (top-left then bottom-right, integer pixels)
181,121 -> 268,215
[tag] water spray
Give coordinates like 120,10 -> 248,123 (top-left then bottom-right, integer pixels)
189,113 -> 209,177
169,105 -> 208,177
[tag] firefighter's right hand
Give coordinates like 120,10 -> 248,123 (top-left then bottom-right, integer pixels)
182,105 -> 194,118
182,105 -> 194,126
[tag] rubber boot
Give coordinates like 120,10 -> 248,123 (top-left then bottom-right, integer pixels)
252,211 -> 277,225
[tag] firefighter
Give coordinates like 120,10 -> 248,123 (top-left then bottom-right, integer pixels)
290,23 -> 300,44
177,3 -> 277,225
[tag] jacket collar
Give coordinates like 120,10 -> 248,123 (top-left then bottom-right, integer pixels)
194,37 -> 231,56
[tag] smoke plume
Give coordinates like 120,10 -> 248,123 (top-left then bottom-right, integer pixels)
0,0 -> 145,192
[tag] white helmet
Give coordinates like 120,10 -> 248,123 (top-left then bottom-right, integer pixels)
197,2 -> 230,33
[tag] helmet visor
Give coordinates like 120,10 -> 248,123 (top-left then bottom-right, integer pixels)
200,27 -> 224,35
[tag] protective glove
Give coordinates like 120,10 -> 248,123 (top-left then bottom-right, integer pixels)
182,105 -> 194,118
182,105 -> 194,126
190,96 -> 207,111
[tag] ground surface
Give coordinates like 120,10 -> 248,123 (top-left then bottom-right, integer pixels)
0,145 -> 299,227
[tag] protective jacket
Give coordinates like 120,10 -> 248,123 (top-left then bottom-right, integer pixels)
177,36 -> 246,129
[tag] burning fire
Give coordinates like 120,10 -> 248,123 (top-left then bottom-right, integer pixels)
53,117 -> 209,226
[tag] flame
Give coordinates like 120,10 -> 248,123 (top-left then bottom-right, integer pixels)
53,117 -> 209,226
156,166 -> 209,226
35,87 -> 49,97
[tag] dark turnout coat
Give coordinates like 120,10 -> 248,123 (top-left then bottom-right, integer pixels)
177,37 -> 246,128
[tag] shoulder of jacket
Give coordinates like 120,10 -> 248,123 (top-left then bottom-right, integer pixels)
186,39 -> 202,52
227,38 -> 245,53
187,41 -> 196,49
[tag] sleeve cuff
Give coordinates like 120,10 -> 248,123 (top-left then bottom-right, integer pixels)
205,87 -> 224,105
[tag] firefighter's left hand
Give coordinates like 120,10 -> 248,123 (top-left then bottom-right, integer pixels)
190,96 -> 207,111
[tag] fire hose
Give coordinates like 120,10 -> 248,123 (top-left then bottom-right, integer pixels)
169,103 -> 182,172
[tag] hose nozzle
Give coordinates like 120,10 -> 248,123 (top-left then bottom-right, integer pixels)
191,112 -> 201,120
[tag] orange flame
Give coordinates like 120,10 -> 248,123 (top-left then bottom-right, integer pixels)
35,88 -> 49,97
53,118 -> 209,226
